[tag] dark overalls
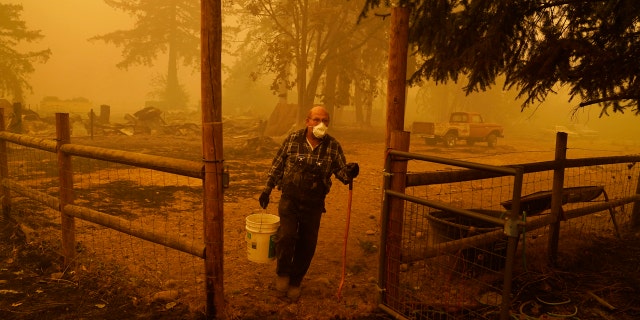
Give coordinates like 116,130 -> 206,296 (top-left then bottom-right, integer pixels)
276,139 -> 330,287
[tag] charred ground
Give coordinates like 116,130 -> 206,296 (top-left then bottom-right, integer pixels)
0,124 -> 639,319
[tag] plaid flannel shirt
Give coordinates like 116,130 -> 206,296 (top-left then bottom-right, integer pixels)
264,128 -> 350,194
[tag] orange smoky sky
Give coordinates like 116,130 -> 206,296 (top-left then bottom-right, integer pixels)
10,0 -> 199,114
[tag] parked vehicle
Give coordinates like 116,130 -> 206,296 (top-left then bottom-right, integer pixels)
412,112 -> 504,147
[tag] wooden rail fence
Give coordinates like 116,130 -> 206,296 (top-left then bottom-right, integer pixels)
0,109 -> 218,314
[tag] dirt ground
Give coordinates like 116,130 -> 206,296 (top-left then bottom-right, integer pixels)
1,122 -> 640,319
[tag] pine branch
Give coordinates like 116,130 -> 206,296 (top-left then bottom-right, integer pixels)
579,95 -> 640,108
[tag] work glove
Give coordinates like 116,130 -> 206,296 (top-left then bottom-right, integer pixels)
259,191 -> 270,209
346,162 -> 359,180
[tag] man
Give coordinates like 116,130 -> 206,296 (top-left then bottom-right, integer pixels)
259,106 -> 359,301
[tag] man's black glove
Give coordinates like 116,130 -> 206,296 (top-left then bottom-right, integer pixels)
259,191 -> 270,209
346,163 -> 359,179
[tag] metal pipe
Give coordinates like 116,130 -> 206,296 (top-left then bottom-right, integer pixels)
377,151 -> 392,305
384,189 -> 508,226
501,166 -> 524,320
388,149 -> 518,175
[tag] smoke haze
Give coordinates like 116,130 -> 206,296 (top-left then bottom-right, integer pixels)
6,1 -> 639,144
10,0 -> 199,114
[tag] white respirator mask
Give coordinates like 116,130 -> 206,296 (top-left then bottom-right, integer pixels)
312,122 -> 328,139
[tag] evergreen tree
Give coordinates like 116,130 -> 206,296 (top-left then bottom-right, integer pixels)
0,4 -> 51,102
91,0 -> 199,110
362,0 -> 640,116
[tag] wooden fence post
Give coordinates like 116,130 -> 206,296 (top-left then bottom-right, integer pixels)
385,6 -> 409,149
631,173 -> 640,230
9,103 -> 22,133
201,0 -> 225,318
99,104 -> 110,124
382,130 -> 409,308
381,3 -> 409,309
548,132 -> 567,266
0,108 -> 11,220
56,113 -> 76,267
89,108 -> 94,139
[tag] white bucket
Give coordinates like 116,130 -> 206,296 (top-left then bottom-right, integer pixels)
245,213 -> 280,263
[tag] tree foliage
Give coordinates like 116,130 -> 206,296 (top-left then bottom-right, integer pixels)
0,4 -> 51,102
90,0 -> 199,109
232,0 -> 388,122
361,0 -> 640,116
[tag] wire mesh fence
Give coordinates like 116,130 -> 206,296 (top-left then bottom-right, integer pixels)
73,158 -> 206,308
3,116 -> 640,319
4,143 -> 60,245
3,141 -> 208,312
380,148 -> 640,319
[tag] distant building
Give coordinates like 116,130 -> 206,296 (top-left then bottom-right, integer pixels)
38,96 -> 93,116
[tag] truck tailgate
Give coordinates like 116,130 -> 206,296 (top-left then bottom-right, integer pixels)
412,122 -> 434,135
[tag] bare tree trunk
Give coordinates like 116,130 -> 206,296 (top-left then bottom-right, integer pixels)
323,50 -> 338,116
8,103 -> 22,134
363,79 -> 374,126
166,3 -> 182,110
277,77 -> 288,105
166,40 -> 181,109
295,0 -> 309,123
354,80 -> 364,126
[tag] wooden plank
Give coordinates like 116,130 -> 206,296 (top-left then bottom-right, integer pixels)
64,204 -> 204,258
60,144 -> 203,178
0,131 -> 57,152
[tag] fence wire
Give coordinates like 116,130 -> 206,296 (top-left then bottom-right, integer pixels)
4,141 -> 207,311
385,157 -> 640,319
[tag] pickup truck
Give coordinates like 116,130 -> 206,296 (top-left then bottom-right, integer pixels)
412,112 -> 504,147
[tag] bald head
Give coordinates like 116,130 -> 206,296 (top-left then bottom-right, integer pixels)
306,106 -> 330,126
307,106 -> 330,120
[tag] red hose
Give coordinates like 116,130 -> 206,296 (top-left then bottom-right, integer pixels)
336,180 -> 353,301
